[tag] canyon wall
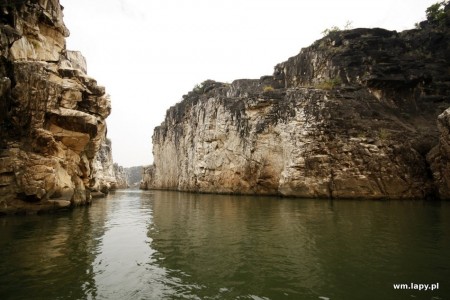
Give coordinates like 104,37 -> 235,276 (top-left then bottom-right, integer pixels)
0,0 -> 122,214
91,139 -> 129,197
140,165 -> 154,190
144,4 -> 450,199
124,165 -> 143,187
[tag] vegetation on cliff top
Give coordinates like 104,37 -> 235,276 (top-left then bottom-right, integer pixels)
426,0 -> 449,26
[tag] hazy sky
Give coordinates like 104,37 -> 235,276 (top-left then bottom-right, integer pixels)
60,0 -> 437,167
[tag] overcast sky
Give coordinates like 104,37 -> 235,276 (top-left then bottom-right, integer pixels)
60,0 -> 437,167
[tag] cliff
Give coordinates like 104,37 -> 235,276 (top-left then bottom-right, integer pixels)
143,4 -> 450,199
0,0 -> 121,214
124,165 -> 143,187
140,165 -> 154,190
114,163 -> 129,189
91,139 -> 129,197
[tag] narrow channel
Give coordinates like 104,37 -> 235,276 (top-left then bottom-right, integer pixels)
1,191 -> 449,299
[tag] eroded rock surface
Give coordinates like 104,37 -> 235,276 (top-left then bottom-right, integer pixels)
114,163 -> 129,190
428,108 -> 450,199
143,5 -> 450,199
0,0 -> 121,214
91,139 -> 128,196
140,165 -> 154,190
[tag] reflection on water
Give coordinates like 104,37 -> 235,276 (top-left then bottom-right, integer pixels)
0,200 -> 104,299
0,190 -> 449,299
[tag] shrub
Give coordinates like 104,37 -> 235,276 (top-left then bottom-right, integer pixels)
426,1 -> 448,26
263,85 -> 274,93
321,26 -> 341,36
321,21 -> 353,36
193,83 -> 203,93
378,128 -> 391,141
315,77 -> 342,90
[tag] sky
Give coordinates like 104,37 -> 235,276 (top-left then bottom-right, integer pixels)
59,0 -> 438,167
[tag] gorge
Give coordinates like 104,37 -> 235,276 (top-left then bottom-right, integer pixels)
142,3 -> 450,199
1,0 -> 450,218
0,0 -> 126,214
1,1 -> 449,299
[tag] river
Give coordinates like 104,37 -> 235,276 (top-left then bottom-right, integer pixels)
0,190 -> 449,299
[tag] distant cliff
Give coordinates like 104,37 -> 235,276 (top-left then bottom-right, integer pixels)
124,165 -> 143,187
140,165 -> 154,190
143,3 -> 450,199
0,0 -> 121,214
92,139 -> 129,197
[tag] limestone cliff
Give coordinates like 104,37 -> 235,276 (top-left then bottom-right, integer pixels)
124,165 -> 143,187
428,108 -> 450,199
144,4 -> 450,199
0,0 -> 120,214
114,163 -> 129,189
140,165 -> 154,190
91,139 -> 129,197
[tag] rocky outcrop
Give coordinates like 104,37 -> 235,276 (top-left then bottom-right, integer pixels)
428,108 -> 450,199
124,165 -> 143,187
140,165 -> 154,190
0,0 -> 119,214
90,139 -> 128,197
144,4 -> 450,199
114,163 -> 129,189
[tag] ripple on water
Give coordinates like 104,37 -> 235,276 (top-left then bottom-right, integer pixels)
0,192 -> 449,300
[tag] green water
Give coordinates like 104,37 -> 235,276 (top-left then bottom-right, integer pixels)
0,190 -> 449,300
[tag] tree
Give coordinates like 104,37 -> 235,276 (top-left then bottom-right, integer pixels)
426,1 -> 448,26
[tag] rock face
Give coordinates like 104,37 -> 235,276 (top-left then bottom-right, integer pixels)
0,0 -> 120,214
114,163 -> 129,189
91,139 -> 129,196
144,5 -> 450,199
124,165 -> 143,187
140,165 -> 154,190
428,108 -> 450,199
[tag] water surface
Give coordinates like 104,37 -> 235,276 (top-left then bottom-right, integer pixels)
0,190 -> 449,299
